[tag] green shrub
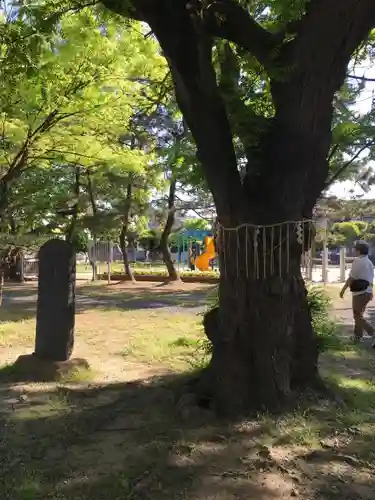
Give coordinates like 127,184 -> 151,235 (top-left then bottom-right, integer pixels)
101,269 -> 219,279
307,285 -> 331,322
307,285 -> 341,352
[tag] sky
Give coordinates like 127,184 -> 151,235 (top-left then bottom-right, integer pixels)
327,62 -> 375,200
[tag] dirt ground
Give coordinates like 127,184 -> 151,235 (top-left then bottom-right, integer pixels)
0,280 -> 214,379
1,281 -> 375,500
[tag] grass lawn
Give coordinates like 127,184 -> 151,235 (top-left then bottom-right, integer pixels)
0,282 -> 374,499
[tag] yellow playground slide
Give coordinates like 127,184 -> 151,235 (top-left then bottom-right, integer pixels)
195,236 -> 216,271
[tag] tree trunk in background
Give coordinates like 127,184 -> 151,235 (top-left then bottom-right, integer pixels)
119,179 -> 135,282
3,218 -> 22,282
127,234 -> 137,263
0,266 -> 4,307
6,254 -> 18,281
66,166 -> 80,246
0,248 -> 19,282
120,225 -> 135,282
160,179 -> 181,281
86,170 -> 98,281
18,252 -> 24,283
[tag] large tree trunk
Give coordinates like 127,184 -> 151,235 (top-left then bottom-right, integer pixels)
201,220 -> 318,415
119,179 -> 135,282
160,179 -> 181,281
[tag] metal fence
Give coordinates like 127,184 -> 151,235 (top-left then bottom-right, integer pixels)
22,247 -> 353,284
302,247 -> 350,284
23,258 -> 39,280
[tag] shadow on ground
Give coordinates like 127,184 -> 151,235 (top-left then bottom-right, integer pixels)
1,284 -> 214,322
76,288 -> 211,313
1,284 -> 38,322
0,304 -> 36,323
0,369 -> 374,500
0,372 -> 277,500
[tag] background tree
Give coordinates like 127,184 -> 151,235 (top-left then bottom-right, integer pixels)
325,78 -> 375,189
183,218 -> 211,232
0,10 -> 166,281
157,115 -> 185,282
329,221 -> 367,248
146,103 -> 215,278
316,197 -> 375,221
131,103 -> 191,281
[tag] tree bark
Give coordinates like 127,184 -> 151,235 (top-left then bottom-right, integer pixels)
201,221 -> 318,415
160,178 -> 181,281
119,179 -> 135,282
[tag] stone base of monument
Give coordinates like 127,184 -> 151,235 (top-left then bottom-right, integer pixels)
14,354 -> 90,382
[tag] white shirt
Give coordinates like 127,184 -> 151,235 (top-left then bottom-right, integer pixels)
349,255 -> 374,295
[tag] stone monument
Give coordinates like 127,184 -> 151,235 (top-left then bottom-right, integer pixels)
15,239 -> 89,380
35,239 -> 75,360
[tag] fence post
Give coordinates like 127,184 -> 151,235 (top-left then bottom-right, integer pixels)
177,232 -> 180,271
107,241 -> 112,285
20,253 -> 25,282
306,249 -> 313,281
322,242 -> 328,283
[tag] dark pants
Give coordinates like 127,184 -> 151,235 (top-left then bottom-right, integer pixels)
352,293 -> 374,339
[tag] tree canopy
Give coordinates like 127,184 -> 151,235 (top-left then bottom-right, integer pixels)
0,8 -> 167,252
95,0 -> 375,221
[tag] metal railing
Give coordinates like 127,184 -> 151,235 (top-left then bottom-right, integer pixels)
23,258 -> 39,279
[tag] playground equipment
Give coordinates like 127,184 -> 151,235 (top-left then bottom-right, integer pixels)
177,229 -> 217,271
195,236 -> 216,271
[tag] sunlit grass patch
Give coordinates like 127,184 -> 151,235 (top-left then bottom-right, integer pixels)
118,311 -> 203,370
0,317 -> 35,346
326,372 -> 375,411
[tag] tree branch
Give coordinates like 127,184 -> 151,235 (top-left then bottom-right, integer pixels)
328,144 -> 339,163
202,0 -> 279,67
107,0 -> 243,220
217,41 -> 268,176
290,0 -> 375,73
266,0 -> 375,215
103,0 -> 279,68
324,140 -> 375,189
347,74 -> 375,82
101,0 -> 143,20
